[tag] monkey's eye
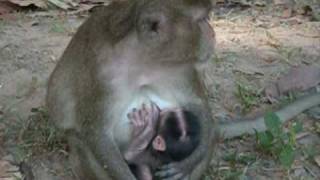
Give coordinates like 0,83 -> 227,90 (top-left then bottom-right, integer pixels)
137,12 -> 170,43
143,19 -> 160,33
150,21 -> 160,32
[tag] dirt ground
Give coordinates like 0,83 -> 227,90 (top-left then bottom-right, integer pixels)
0,3 -> 319,180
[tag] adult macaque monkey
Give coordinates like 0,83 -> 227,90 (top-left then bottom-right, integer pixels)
47,0 -> 216,179
46,0 -> 320,179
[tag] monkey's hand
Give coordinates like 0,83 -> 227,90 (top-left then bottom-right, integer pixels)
129,102 -> 160,142
125,103 -> 160,162
155,163 -> 190,180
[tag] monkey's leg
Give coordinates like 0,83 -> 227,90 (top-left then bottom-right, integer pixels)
188,148 -> 213,179
68,134 -> 114,180
189,129 -> 215,180
92,130 -> 139,180
135,165 -> 153,180
187,104 -> 216,180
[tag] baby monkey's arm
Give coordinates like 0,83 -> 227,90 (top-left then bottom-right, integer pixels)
124,103 -> 160,162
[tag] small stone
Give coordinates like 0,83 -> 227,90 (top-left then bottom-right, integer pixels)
282,8 -> 293,18
315,156 -> 320,167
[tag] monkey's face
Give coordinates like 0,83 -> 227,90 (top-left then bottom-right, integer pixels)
135,0 -> 215,63
151,108 -> 201,162
152,108 -> 187,152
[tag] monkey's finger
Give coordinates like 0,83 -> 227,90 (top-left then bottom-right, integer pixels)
128,113 -> 138,125
134,110 -> 142,126
151,101 -> 161,112
138,109 -> 143,124
139,109 -> 148,126
144,111 -> 150,123
153,103 -> 160,117
140,106 -> 148,123
131,116 -> 138,126
151,102 -> 160,122
130,110 -> 142,126
142,103 -> 147,111
162,173 -> 184,180
157,163 -> 175,171
155,166 -> 179,178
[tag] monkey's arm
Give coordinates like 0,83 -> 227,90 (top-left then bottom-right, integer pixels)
156,104 -> 213,180
124,103 -> 159,162
221,92 -> 320,139
134,165 -> 153,180
92,132 -> 137,180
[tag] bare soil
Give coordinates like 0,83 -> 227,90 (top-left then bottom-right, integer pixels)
0,5 -> 319,180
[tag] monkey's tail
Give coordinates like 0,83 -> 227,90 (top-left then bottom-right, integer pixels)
220,92 -> 320,139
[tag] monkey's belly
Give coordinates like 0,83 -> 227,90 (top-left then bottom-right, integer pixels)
113,93 -> 174,153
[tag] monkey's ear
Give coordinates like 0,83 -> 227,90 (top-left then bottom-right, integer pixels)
189,7 -> 210,22
183,0 -> 213,21
152,135 -> 166,152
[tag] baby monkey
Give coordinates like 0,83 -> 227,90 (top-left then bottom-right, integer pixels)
124,103 -> 201,180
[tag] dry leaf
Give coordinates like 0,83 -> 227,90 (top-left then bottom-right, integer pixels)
68,3 -> 95,14
48,0 -> 72,10
8,0 -> 47,8
282,8 -> 293,18
0,159 -> 22,179
215,0 -> 225,4
273,0 -> 293,6
234,64 -> 264,76
0,2 -> 18,15
265,31 -> 281,48
254,0 -> 267,7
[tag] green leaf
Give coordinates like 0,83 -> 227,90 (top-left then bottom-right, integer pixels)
279,145 -> 295,169
257,131 -> 273,149
280,132 -> 289,142
225,170 -> 243,180
237,154 -> 257,165
292,121 -> 303,133
254,128 -> 259,141
303,146 -> 317,160
288,130 -> 296,146
264,112 -> 281,136
223,152 -> 237,162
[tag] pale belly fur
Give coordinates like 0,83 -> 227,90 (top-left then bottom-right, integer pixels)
113,92 -> 175,153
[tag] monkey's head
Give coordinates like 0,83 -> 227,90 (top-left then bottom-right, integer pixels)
151,109 -> 201,162
104,0 -> 215,63
135,0 -> 215,63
